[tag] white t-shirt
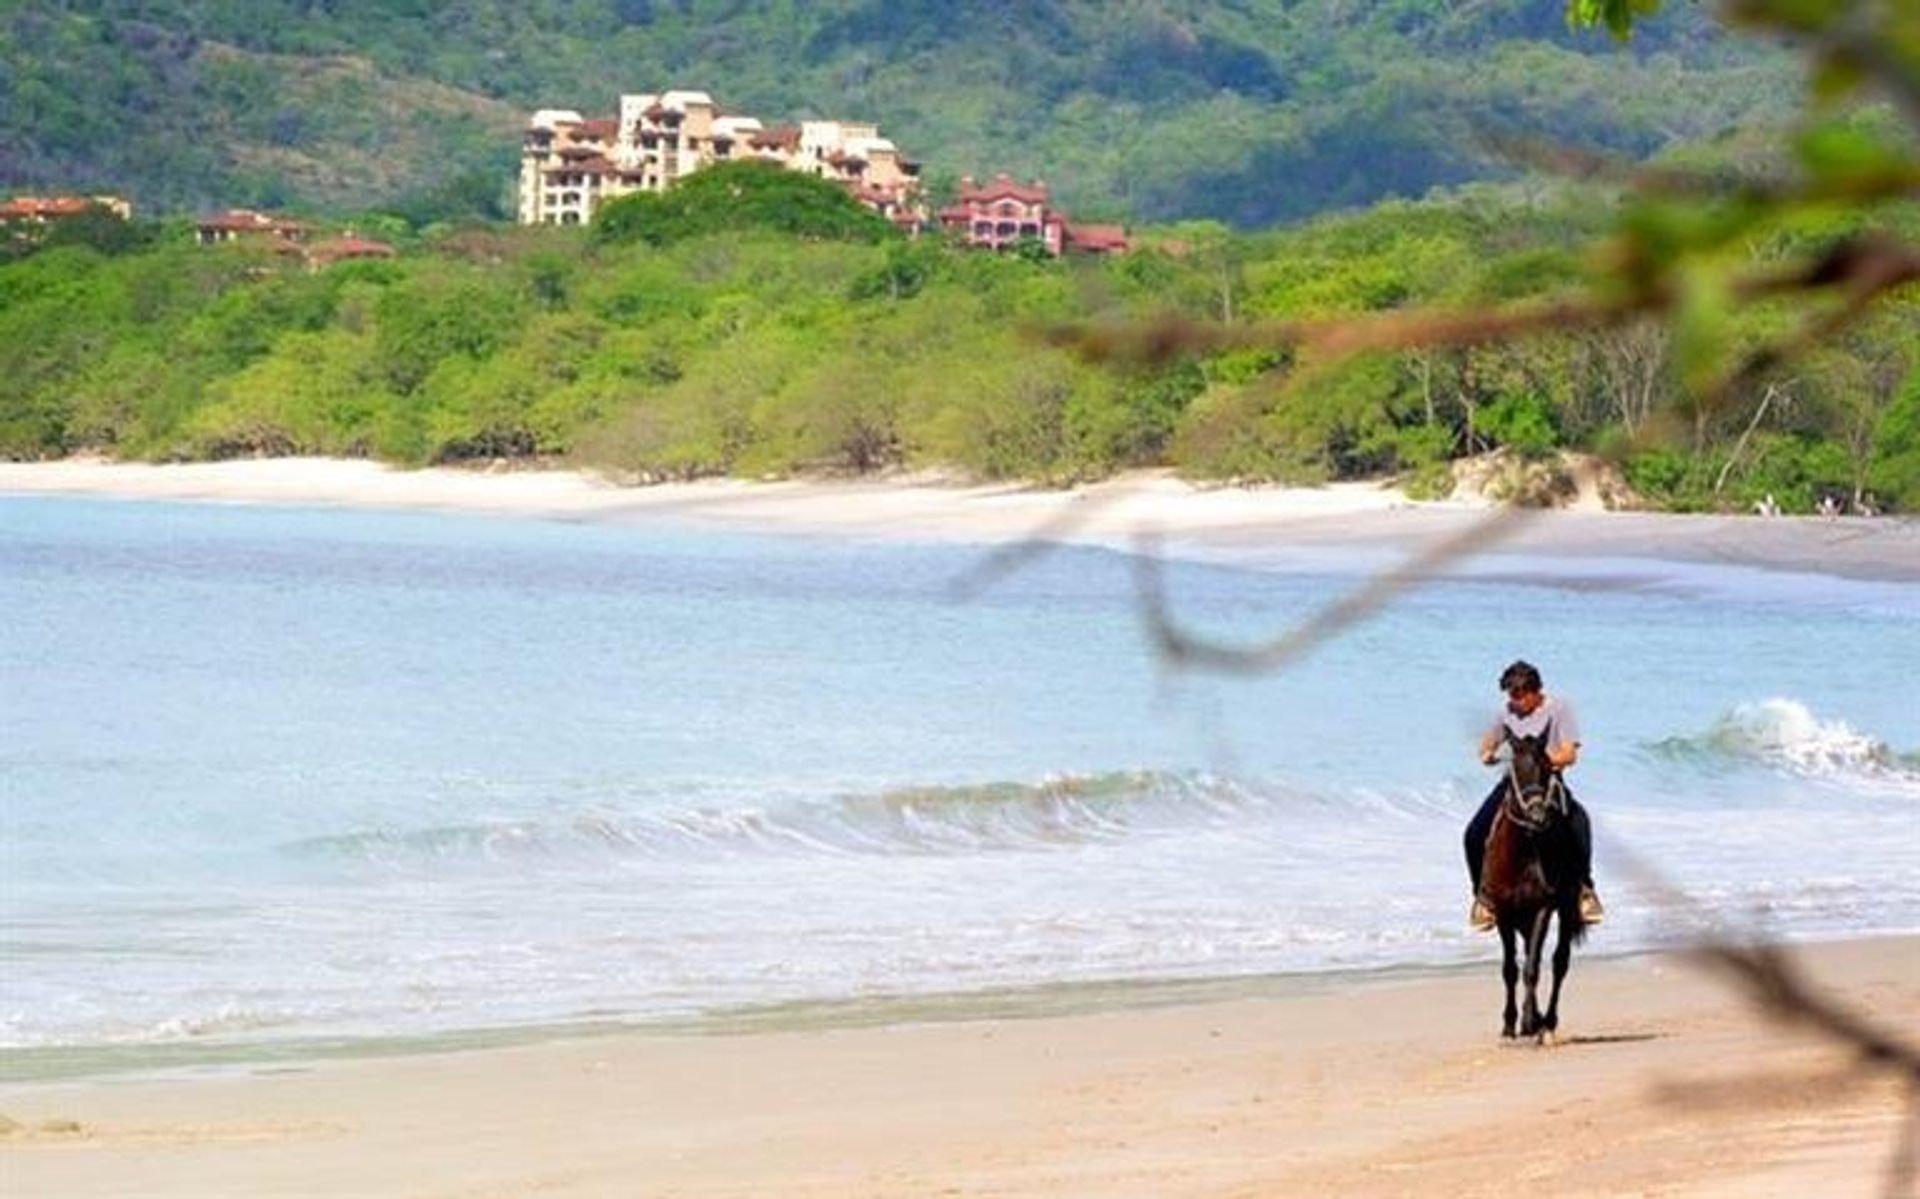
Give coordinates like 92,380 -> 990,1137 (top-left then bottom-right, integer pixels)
1490,694 -> 1582,751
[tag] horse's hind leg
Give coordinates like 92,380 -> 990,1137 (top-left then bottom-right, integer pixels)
1519,909 -> 1549,1037
1499,923 -> 1519,1039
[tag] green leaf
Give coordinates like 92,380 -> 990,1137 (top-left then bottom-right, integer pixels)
1795,120 -> 1912,187
1808,54 -> 1867,102
1565,0 -> 1663,39
1671,268 -> 1736,397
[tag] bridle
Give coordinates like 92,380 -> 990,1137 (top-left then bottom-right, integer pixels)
1501,741 -> 1568,833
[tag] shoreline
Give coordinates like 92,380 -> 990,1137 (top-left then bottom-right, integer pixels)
3,456 -> 1917,583
0,950 -> 1592,1087
3,934 -> 1913,1198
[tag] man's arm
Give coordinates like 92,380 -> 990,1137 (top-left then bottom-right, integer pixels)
1480,719 -> 1504,765
1549,697 -> 1583,770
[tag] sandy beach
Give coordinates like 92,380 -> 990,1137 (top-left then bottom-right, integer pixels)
5,458 -> 1916,1198
1,938 -> 1913,1198
3,456 -> 1917,581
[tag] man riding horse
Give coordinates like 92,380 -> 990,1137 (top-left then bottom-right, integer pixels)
1465,660 -> 1605,932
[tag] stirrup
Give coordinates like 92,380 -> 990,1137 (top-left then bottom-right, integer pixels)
1579,886 -> 1606,925
1469,896 -> 1496,932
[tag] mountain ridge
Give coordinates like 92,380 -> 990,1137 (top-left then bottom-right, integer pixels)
2,1 -> 1796,224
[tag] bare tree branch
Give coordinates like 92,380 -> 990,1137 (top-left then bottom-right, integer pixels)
1481,130 -> 1920,206
942,481 -> 1144,601
1130,507 -> 1537,676
1614,847 -> 1920,1196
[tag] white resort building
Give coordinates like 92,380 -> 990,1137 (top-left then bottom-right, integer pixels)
518,90 -> 925,230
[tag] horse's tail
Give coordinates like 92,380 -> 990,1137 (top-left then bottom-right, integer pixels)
1553,877 -> 1589,946
1561,895 -> 1590,946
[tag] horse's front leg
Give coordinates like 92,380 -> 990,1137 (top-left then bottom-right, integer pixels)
1499,922 -> 1519,1038
1542,913 -> 1574,1038
1519,908 -> 1549,1037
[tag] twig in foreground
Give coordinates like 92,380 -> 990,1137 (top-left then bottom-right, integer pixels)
1132,507 -> 1537,677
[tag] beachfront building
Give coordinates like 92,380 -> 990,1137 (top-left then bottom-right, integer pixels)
190,210 -> 389,269
0,194 -> 134,225
194,208 -> 311,250
771,120 -> 924,230
936,174 -> 1129,258
517,91 -> 925,230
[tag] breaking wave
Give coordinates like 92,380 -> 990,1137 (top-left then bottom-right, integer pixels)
1650,699 -> 1920,788
279,770 -> 1449,870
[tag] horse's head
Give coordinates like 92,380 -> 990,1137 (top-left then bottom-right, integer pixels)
1504,733 -> 1561,827
1507,733 -> 1552,797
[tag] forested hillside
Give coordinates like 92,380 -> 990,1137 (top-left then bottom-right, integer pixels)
6,164 -> 1916,513
2,0 -> 1796,222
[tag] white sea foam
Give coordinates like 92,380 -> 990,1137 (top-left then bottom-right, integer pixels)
1677,699 -> 1920,789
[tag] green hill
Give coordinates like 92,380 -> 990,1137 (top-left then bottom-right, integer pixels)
2,1 -> 1796,223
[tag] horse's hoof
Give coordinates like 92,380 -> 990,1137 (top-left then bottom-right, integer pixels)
1538,1030 -> 1558,1048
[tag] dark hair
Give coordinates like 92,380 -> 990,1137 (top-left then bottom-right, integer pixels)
1499,660 -> 1543,693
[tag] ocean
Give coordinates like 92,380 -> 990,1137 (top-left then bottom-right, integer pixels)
2,496 -> 1916,1077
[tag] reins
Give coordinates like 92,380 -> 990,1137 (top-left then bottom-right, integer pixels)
1501,752 -> 1568,833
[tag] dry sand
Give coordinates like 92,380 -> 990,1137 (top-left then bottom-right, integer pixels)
3,456 -> 1917,581
1,938 -> 1914,1199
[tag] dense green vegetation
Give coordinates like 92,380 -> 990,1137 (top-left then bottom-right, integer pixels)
593,163 -> 896,248
2,1 -> 1796,223
5,162 -> 1916,514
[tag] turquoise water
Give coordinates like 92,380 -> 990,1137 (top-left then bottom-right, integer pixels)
2,496 -> 1916,1068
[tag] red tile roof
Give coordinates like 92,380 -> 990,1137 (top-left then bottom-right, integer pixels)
1066,223 -> 1130,253
543,156 -> 616,175
307,236 -> 396,263
750,125 -> 801,151
959,173 -> 1049,204
576,118 -> 618,140
2,196 -> 105,219
197,209 -> 309,235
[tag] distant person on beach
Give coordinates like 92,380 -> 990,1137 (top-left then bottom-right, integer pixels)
1464,660 -> 1604,932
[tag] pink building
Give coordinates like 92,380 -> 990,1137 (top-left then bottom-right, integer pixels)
936,174 -> 1128,257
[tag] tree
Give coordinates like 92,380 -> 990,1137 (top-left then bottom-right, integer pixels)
592,162 -> 897,248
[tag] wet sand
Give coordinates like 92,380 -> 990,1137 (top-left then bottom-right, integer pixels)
1,938 -> 1914,1198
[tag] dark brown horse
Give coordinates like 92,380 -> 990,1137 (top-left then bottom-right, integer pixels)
1482,732 -> 1588,1042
